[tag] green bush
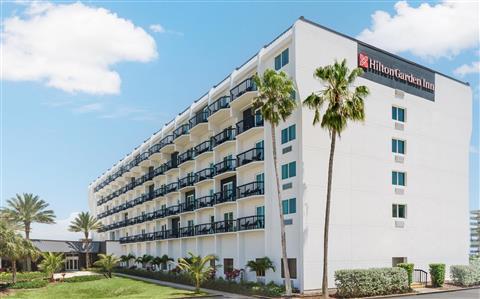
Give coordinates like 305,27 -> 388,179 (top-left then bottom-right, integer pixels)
63,275 -> 105,283
450,261 -> 480,287
397,263 -> 414,287
0,271 -> 47,282
8,279 -> 48,289
335,267 -> 409,298
429,264 -> 445,287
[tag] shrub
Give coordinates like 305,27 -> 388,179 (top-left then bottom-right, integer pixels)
429,264 -> 445,287
397,263 -> 414,287
0,271 -> 47,283
63,275 -> 105,283
450,261 -> 480,287
8,279 -> 48,289
335,267 -> 409,298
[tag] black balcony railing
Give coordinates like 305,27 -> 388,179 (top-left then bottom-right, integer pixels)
165,182 -> 179,194
196,195 -> 215,209
237,215 -> 264,231
174,124 -> 190,139
180,200 -> 196,213
160,134 -> 174,147
177,149 -> 194,165
214,188 -> 236,204
195,223 -> 215,236
179,226 -> 195,237
164,159 -> 177,172
214,158 -> 236,176
166,205 -> 180,216
212,127 -> 235,148
214,219 -> 236,233
236,115 -> 264,135
189,110 -> 209,128
195,167 -> 214,183
178,175 -> 196,189
230,77 -> 257,101
237,147 -> 264,167
208,96 -> 231,116
194,140 -> 212,156
237,181 -> 264,199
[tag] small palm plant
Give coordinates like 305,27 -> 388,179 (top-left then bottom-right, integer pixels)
68,212 -> 103,268
159,254 -> 174,270
135,254 -> 154,269
94,253 -> 120,278
177,252 -> 217,293
38,252 -> 65,282
303,59 -> 369,298
120,253 -> 135,268
253,69 -> 297,296
1,193 -> 56,271
246,257 -> 275,280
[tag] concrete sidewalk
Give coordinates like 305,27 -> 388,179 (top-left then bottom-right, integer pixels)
115,273 -> 254,299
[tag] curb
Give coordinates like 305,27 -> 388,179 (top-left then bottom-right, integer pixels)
369,286 -> 480,298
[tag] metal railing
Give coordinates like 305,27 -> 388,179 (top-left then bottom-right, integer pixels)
208,96 -> 231,116
177,149 -> 194,165
195,167 -> 214,183
214,188 -> 236,204
237,147 -> 264,167
237,181 -> 264,199
414,269 -> 428,286
194,140 -> 212,156
212,127 -> 235,148
189,110 -> 209,128
236,115 -> 264,135
178,175 -> 196,189
213,158 -> 236,175
174,123 -> 190,139
230,77 -> 257,101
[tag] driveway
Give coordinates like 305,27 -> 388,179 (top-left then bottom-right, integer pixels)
401,288 -> 480,298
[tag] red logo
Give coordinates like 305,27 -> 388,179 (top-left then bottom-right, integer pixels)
358,53 -> 369,69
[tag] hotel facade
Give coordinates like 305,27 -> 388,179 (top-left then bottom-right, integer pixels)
88,17 -> 472,292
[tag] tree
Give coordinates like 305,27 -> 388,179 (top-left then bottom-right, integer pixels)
68,212 -> 102,268
158,254 -> 174,270
253,69 -> 297,296
246,257 -> 276,278
303,59 -> 369,298
120,253 -> 135,268
38,252 -> 65,282
135,254 -> 154,269
0,222 -> 39,283
1,193 -> 56,271
177,252 -> 217,293
94,253 -> 120,278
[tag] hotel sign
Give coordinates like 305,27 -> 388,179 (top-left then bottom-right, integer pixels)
358,44 -> 435,101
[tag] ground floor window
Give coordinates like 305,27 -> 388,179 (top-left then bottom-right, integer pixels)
392,257 -> 407,266
392,204 -> 407,218
281,258 -> 297,279
223,258 -> 234,274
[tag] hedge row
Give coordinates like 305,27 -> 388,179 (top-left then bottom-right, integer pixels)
8,279 -> 48,289
0,271 -> 47,283
334,267 -> 409,298
450,260 -> 480,287
63,275 -> 105,283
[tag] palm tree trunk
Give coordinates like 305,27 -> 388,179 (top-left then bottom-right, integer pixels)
84,233 -> 90,269
12,260 -> 17,284
271,126 -> 292,296
25,225 -> 32,272
322,130 -> 336,299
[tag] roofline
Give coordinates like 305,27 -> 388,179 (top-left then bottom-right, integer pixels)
298,16 -> 469,86
30,239 -> 104,243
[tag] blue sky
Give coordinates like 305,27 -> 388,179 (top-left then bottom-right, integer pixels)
1,1 -> 478,239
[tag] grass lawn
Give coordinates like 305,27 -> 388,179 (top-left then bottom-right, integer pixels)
4,276 -> 206,299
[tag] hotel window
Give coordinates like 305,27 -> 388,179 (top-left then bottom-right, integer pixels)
282,198 -> 297,215
282,162 -> 296,179
281,258 -> 297,279
224,258 -> 234,274
392,139 -> 405,154
392,204 -> 407,219
392,106 -> 405,122
392,171 -> 406,186
275,48 -> 289,70
281,124 -> 296,144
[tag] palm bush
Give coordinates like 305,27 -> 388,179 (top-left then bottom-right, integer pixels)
68,212 -> 102,268
246,257 -> 275,279
177,252 -> 217,292
38,252 -> 65,281
94,253 -> 120,278
120,253 -> 135,268
135,254 -> 154,269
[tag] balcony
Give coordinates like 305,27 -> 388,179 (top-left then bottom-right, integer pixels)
214,219 -> 236,234
189,110 -> 209,136
230,77 -> 257,110
212,127 -> 235,149
180,200 -> 196,213
196,195 -> 215,209
195,167 -> 214,185
236,114 -> 264,138
178,175 -> 196,191
160,135 -> 175,154
164,159 -> 178,175
174,123 -> 190,146
166,204 -> 180,216
179,226 -> 195,238
195,223 -> 215,236
237,147 -> 264,168
237,181 -> 264,200
165,182 -> 179,195
213,159 -> 236,178
208,96 -> 231,125
214,188 -> 236,205
177,149 -> 194,167
194,140 -> 212,160
237,215 -> 264,231
138,152 -> 150,167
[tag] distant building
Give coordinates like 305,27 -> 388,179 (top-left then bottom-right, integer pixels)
471,210 -> 480,256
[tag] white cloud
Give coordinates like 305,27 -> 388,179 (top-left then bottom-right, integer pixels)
357,1 -> 479,60
73,102 -> 104,113
2,2 -> 158,94
30,212 -> 81,241
454,61 -> 480,77
149,24 -> 165,33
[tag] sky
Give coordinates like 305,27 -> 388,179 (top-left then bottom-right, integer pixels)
1,0 -> 479,240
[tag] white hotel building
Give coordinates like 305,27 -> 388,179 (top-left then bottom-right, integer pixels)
88,17 -> 472,292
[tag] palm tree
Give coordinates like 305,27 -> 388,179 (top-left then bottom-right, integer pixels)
159,254 -> 174,270
303,59 -> 369,298
246,257 -> 275,279
177,252 -> 216,293
120,253 -> 135,268
38,252 -> 65,281
1,193 -> 56,271
68,212 -> 102,268
135,254 -> 154,269
253,69 -> 297,296
94,253 -> 120,278
0,224 -> 39,283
